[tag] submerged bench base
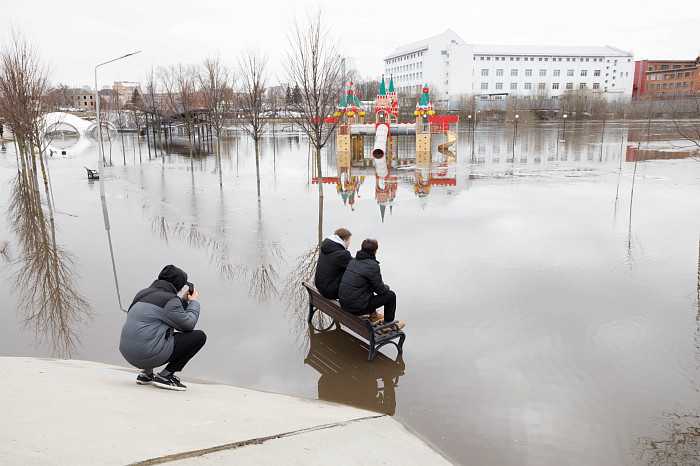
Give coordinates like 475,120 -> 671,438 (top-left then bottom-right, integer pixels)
302,281 -> 405,362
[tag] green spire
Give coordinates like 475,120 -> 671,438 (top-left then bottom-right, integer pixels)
379,75 -> 386,96
339,94 -> 347,107
380,204 -> 386,222
419,87 -> 430,107
388,75 -> 394,93
341,192 -> 348,205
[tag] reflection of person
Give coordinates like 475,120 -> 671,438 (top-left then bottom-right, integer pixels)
339,239 -> 405,330
119,265 -> 206,391
314,228 -> 352,300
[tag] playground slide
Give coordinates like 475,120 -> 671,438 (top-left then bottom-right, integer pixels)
438,130 -> 457,161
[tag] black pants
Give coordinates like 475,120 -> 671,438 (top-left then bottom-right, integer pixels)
164,330 -> 206,373
349,291 -> 397,322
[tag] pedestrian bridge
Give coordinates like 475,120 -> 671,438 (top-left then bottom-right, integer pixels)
43,112 -> 117,139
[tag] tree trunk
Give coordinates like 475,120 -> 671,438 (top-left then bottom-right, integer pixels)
255,140 -> 261,197
217,137 -> 223,187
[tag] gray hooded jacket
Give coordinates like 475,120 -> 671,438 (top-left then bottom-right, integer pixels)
119,279 -> 200,369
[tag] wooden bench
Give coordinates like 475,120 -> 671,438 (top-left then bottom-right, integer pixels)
84,167 -> 99,180
302,281 -> 405,362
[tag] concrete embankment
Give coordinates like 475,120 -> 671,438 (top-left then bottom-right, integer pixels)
0,357 -> 452,465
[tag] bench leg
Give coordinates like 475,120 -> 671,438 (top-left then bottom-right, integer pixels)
306,291 -> 316,323
397,333 -> 406,353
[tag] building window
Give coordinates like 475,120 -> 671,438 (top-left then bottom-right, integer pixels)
538,83 -> 546,90
580,83 -> 586,89
496,69 -> 504,76
566,83 -> 573,89
481,82 -> 488,90
567,69 -> 574,76
524,83 -> 532,90
525,69 -> 532,76
510,83 -> 517,90
511,69 -> 518,76
552,83 -> 559,89
496,82 -> 503,90
581,70 -> 588,77
510,57 -> 514,61
553,69 -> 560,77
593,83 -> 600,89
481,69 -> 489,76
594,70 -> 601,76
539,69 -> 546,76
669,83 -> 674,88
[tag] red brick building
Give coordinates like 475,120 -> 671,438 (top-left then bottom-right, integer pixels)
632,55 -> 700,99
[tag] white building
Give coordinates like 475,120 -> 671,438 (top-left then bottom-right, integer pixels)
384,30 -> 634,102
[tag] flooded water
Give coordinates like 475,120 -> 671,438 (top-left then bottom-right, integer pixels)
1,121 -> 699,464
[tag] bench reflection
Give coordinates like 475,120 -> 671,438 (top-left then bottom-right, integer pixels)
304,322 -> 405,415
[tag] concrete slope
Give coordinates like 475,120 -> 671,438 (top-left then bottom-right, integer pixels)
0,357 -> 452,465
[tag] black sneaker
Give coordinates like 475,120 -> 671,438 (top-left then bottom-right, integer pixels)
136,372 -> 154,385
152,373 -> 187,391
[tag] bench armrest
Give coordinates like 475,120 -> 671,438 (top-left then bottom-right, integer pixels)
373,320 -> 401,333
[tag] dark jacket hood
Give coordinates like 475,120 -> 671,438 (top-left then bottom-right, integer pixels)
157,264 -> 187,292
321,237 -> 347,254
355,249 -> 379,262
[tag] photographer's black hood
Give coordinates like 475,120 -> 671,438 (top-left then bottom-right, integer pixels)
157,264 -> 187,292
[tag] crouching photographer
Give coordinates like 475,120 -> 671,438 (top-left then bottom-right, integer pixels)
119,264 -> 206,391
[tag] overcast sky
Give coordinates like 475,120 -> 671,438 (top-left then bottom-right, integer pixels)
4,0 -> 698,89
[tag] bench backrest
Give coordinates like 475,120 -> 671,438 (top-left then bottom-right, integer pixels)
302,282 -> 368,336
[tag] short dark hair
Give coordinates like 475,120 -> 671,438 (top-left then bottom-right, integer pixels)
361,238 -> 378,253
334,228 -> 352,241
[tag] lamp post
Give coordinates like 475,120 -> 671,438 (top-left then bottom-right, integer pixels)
468,114 -> 474,158
94,51 -> 140,313
513,114 -> 519,158
562,113 -> 568,138
94,51 -> 141,210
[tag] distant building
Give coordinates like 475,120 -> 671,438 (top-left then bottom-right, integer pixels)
113,81 -> 142,103
67,89 -> 95,110
384,29 -> 635,104
632,55 -> 700,99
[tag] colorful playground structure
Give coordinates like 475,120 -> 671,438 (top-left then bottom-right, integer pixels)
330,75 -> 458,168
316,75 -> 459,220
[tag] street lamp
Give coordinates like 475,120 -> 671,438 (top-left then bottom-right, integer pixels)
468,114 -> 474,158
94,51 -> 140,313
94,51 -> 141,209
562,113 -> 568,136
513,114 -> 519,158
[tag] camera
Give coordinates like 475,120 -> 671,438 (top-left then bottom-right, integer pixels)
186,282 -> 195,295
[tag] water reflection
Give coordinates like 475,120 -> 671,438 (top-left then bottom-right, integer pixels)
633,412 -> 700,465
7,168 -> 92,357
146,210 -> 243,281
305,322 -> 405,415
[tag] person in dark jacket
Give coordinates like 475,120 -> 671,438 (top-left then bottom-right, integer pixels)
119,265 -> 206,391
315,228 -> 353,299
339,239 -> 405,330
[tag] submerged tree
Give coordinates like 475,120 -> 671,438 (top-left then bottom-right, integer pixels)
284,8 -> 344,245
199,55 -> 234,187
161,63 -> 199,169
237,47 -> 269,197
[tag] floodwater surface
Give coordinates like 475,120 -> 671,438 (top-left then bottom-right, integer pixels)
0,121 -> 699,465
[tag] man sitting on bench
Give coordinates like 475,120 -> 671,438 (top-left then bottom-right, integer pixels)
315,227 -> 353,300
339,238 -> 405,331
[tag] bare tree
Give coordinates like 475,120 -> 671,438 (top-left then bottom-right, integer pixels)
140,66 -> 165,158
284,8 -> 344,208
161,64 -> 199,169
237,47 -> 269,197
667,96 -> 700,151
199,55 -> 234,186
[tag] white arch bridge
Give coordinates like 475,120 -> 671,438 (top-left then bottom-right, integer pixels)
43,112 -> 117,139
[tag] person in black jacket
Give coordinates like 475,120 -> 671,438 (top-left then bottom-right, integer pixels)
315,228 -> 353,300
339,239 -> 405,330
